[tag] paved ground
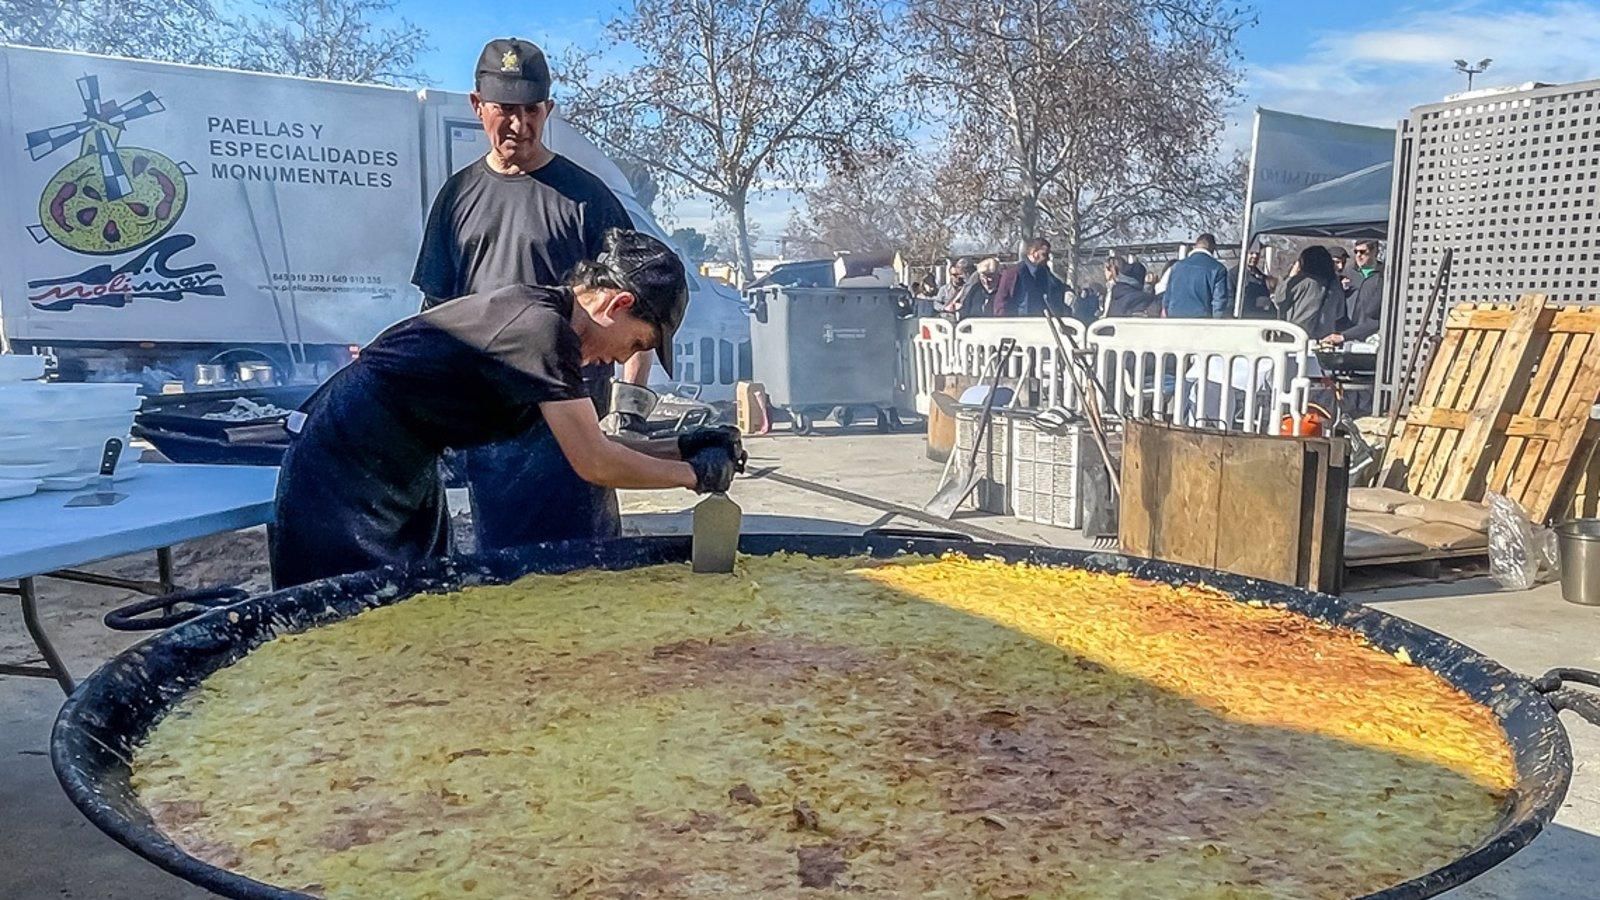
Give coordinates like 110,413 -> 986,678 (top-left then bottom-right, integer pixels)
2,427 -> 1598,898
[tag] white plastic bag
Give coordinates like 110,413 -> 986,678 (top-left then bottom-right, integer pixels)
1486,492 -> 1558,590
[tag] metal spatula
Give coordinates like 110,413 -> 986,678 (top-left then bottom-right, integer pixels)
692,492 -> 742,573
66,438 -> 128,508
925,338 -> 1015,519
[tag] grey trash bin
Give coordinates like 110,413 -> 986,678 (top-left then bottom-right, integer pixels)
747,285 -> 902,433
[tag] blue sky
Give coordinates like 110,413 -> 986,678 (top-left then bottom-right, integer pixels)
392,0 -> 1600,247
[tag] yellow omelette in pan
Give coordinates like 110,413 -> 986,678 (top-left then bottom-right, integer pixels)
132,554 -> 1514,898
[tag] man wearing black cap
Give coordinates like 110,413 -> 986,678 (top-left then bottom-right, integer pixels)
271,229 -> 739,589
412,38 -> 646,552
1329,246 -> 1353,297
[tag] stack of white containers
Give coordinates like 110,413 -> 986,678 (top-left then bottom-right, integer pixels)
0,355 -> 142,502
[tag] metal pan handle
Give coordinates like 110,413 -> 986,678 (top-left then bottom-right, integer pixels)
863,527 -> 975,543
103,585 -> 250,632
1532,668 -> 1600,727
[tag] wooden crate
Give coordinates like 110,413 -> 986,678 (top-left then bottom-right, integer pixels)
1120,421 -> 1348,593
1384,294 -> 1600,522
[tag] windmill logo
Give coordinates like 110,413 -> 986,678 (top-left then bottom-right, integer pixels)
25,74 -> 194,255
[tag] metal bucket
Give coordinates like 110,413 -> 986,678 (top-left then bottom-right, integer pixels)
236,363 -> 275,385
1556,518 -> 1600,606
193,364 -> 229,387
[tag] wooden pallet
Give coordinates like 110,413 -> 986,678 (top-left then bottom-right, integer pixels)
1345,547 -> 1486,569
1483,306 -> 1600,521
1383,294 -> 1600,521
1385,295 -> 1550,501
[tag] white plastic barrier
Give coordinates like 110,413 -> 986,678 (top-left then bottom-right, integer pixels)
1086,318 -> 1311,433
906,317 -> 957,415
952,317 -> 1087,411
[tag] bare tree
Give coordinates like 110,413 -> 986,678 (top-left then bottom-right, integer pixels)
787,148 -> 968,267
617,161 -> 661,214
905,0 -> 1250,258
669,227 -> 721,265
0,0 -> 227,65
563,0 -> 901,283
229,0 -> 430,86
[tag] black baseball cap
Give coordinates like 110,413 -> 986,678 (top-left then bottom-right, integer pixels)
475,38 -> 551,105
1329,246 -> 1349,259
596,229 -> 689,377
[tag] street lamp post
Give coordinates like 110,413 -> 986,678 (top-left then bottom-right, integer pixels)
1453,58 -> 1493,91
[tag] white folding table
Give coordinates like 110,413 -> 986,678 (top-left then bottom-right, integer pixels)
0,464 -> 277,694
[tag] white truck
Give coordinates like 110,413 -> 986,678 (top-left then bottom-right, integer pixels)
0,44 -> 425,386
0,45 -> 751,400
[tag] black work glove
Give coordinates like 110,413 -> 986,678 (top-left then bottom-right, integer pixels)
688,446 -> 739,494
678,425 -> 744,462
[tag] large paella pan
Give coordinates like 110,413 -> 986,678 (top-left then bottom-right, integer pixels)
52,532 -> 1600,898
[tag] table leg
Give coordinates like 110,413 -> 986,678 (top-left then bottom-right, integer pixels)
18,577 -> 74,695
157,546 -> 175,592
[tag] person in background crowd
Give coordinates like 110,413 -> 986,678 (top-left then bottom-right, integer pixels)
951,257 -> 1000,320
1161,233 -> 1232,319
992,238 -> 1067,316
1072,283 -> 1102,323
1330,246 -> 1353,296
912,275 -> 940,318
1272,245 -> 1343,340
1105,257 -> 1156,317
1327,238 -> 1385,345
1229,247 -> 1273,318
935,258 -> 973,318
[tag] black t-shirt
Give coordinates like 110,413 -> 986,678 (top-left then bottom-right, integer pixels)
312,285 -> 588,458
412,155 -> 632,308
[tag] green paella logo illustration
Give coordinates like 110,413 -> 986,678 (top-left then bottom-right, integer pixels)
25,74 -> 194,255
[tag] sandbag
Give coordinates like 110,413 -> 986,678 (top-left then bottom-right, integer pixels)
1393,498 -> 1490,532
1346,510 -> 1426,535
1345,526 -> 1427,560
1398,521 -> 1490,551
1348,487 -> 1418,513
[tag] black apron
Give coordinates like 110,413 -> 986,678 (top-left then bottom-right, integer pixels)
270,365 -> 450,589
462,364 -> 620,552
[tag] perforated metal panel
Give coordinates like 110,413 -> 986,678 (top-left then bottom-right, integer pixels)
1378,80 -> 1600,411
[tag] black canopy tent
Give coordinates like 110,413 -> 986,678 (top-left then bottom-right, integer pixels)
1248,162 -> 1392,240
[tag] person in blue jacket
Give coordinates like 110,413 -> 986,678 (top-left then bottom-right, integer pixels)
1161,233 -> 1233,319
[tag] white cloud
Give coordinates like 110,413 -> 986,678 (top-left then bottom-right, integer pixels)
1247,1 -> 1600,128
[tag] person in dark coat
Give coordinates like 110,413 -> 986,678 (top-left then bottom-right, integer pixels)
1105,258 -> 1156,317
991,238 -> 1067,317
1071,284 -> 1102,323
1272,245 -> 1344,340
950,257 -> 1000,320
1161,233 -> 1233,318
1330,245 -> 1353,297
1228,247 -> 1273,318
1327,239 -> 1385,345
270,230 -> 742,589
